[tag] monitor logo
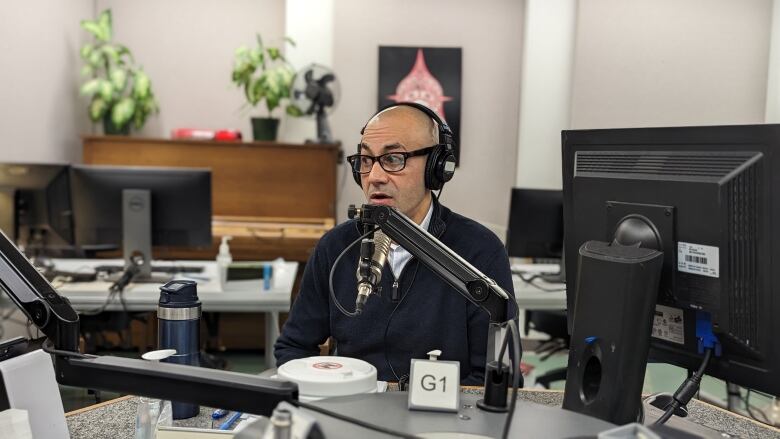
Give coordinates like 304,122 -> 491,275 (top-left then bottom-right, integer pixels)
128,196 -> 146,212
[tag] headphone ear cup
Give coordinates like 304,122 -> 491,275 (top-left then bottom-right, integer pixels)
438,148 -> 456,186
425,145 -> 444,190
425,145 -> 456,191
352,166 -> 362,187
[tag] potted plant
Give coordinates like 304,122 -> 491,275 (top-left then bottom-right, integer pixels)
231,35 -> 301,141
79,9 -> 159,135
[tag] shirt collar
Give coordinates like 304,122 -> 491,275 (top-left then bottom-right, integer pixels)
391,201 -> 434,250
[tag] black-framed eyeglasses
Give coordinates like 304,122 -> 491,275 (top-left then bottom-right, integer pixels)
346,146 -> 437,174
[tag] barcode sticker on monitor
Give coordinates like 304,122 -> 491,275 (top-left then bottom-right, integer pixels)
652,305 -> 684,345
677,242 -> 719,278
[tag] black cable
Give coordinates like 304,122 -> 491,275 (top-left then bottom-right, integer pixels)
41,338 -> 96,359
515,273 -> 566,292
500,319 -> 521,439
329,227 -> 378,317
294,399 -> 422,439
654,347 -> 713,425
383,261 -> 420,382
744,389 -> 771,424
79,288 -> 119,316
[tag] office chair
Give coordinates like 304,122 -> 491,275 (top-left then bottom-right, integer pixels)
525,309 -> 569,388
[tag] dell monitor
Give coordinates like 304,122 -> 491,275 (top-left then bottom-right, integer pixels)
0,163 -> 73,251
561,124 -> 780,424
69,165 -> 212,279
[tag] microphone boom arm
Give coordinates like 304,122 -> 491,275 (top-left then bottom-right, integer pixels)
349,204 -> 511,324
349,204 -> 517,410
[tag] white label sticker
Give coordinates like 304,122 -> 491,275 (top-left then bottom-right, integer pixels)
651,305 -> 685,345
408,359 -> 460,412
677,242 -> 719,278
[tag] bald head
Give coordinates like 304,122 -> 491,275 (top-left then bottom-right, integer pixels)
364,105 -> 439,147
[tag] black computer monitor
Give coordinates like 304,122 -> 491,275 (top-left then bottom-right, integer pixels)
69,165 -> 212,276
561,125 -> 780,422
506,188 -> 563,260
0,163 -> 73,248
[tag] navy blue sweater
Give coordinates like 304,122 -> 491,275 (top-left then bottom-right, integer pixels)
274,199 -> 517,385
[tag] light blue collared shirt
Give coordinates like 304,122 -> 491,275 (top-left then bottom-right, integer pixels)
387,201 -> 434,278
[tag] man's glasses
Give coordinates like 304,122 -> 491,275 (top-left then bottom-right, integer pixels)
347,146 -> 436,174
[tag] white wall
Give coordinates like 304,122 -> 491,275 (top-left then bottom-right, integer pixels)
330,0 -> 525,231
0,0 -> 93,164
571,0 -> 772,129
1,0 -> 775,227
515,0 -> 577,191
280,0 -> 335,143
765,0 -> 780,122
96,0 -> 287,139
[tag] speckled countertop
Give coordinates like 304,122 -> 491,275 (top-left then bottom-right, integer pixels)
67,389 -> 780,438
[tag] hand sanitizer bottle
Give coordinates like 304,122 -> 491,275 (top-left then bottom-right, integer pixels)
216,236 -> 232,290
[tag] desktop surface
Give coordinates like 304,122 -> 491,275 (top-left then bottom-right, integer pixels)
64,387 -> 780,439
50,258 -> 296,305
47,258 -> 298,368
511,262 -> 567,311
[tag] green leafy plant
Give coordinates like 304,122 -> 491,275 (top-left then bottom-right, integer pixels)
79,9 -> 159,133
231,35 -> 302,117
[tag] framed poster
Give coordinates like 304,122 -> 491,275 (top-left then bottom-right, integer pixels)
378,46 -> 462,164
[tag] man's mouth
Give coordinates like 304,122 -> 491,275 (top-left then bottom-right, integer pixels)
369,193 -> 393,205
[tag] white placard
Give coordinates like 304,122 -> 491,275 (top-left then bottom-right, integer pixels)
407,359 -> 460,412
677,242 -> 719,278
0,350 -> 69,439
651,304 -> 685,345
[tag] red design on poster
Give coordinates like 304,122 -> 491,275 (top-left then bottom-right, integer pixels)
386,49 -> 452,121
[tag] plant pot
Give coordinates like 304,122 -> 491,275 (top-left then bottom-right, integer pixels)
103,114 -> 131,136
251,117 -> 280,141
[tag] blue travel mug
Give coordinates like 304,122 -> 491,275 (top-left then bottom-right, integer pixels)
157,280 -> 201,419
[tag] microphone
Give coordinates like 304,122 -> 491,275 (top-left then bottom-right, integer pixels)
355,230 -> 392,314
110,254 -> 144,294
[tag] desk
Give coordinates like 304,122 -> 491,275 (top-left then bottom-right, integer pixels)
65,389 -> 780,439
512,275 -> 567,310
511,263 -> 566,311
51,259 -> 298,368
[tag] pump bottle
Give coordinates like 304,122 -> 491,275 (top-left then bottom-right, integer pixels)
217,236 -> 232,290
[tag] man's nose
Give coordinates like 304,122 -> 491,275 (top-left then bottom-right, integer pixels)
365,160 -> 389,185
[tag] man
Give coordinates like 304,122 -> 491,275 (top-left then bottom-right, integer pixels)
275,103 -> 517,385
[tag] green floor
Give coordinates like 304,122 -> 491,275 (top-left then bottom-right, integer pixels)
60,348 -> 779,426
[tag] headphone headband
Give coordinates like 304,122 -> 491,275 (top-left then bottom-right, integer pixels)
360,102 -> 452,139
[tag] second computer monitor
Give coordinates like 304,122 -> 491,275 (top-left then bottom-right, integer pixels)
506,188 -> 563,260
70,165 -> 212,250
0,163 -> 73,247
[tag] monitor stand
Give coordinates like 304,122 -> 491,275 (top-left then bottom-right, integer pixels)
122,189 -> 171,284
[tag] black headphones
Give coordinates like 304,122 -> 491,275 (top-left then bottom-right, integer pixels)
353,102 -> 456,191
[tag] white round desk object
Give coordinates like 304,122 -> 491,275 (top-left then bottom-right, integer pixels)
277,356 -> 378,402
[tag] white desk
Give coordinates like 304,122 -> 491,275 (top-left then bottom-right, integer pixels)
511,263 -> 567,311
51,259 -> 298,368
